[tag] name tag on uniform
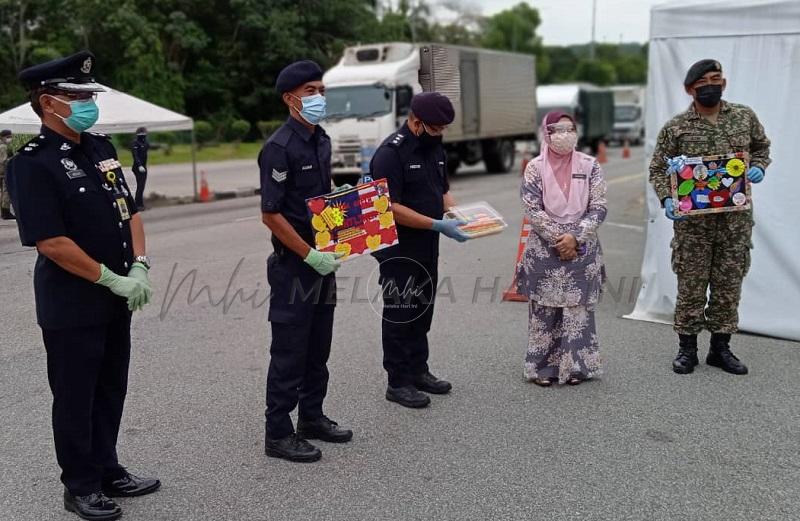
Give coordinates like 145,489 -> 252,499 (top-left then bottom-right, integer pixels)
301,164 -> 314,171
116,197 -> 131,221
683,135 -> 708,143
66,169 -> 87,179
409,164 -> 422,169
572,173 -> 587,179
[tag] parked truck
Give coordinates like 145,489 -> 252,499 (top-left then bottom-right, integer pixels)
610,84 -> 646,145
322,42 -> 537,179
536,83 -> 614,154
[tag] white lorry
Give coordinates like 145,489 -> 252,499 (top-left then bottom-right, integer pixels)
610,85 -> 646,145
322,42 -> 537,179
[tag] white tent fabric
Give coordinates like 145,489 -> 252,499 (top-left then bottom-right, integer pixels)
627,0 -> 800,341
0,84 -> 193,134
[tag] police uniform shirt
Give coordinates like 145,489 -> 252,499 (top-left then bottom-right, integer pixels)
259,117 -> 332,247
370,122 -> 449,260
7,126 -> 138,329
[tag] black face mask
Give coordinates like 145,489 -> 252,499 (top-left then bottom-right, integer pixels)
419,132 -> 442,149
695,84 -> 722,108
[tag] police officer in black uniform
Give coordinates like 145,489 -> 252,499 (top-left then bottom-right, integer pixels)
130,126 -> 149,210
370,92 -> 469,409
259,60 -> 353,463
7,51 -> 160,521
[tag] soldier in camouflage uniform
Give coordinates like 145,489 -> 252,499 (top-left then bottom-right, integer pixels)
0,129 -> 14,220
649,59 -> 771,376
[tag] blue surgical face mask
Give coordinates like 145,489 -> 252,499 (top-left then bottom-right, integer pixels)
51,96 -> 100,133
292,93 -> 326,125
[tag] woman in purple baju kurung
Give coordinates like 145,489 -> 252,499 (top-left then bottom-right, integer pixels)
517,111 -> 608,386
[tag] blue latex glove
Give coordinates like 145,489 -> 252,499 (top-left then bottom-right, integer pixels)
666,155 -> 687,175
431,218 -> 470,242
746,166 -> 764,183
333,183 -> 353,193
664,197 -> 687,221
304,249 -> 344,276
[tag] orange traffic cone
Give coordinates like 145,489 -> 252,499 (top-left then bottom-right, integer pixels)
622,139 -> 631,159
199,171 -> 211,202
597,141 -> 608,164
502,217 -> 532,303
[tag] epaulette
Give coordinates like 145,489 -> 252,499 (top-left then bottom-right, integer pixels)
267,124 -> 293,148
387,132 -> 405,148
88,131 -> 110,139
18,136 -> 45,155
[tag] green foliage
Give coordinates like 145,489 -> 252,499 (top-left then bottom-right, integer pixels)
257,120 -> 285,139
229,119 -> 251,142
0,0 -> 649,130
194,120 -> 213,146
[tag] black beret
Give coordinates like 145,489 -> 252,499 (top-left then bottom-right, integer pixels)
1,129 -> 11,137
276,60 -> 323,95
18,50 -> 105,92
411,92 -> 455,126
684,59 -> 723,86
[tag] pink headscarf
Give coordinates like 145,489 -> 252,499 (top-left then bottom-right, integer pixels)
536,111 -> 591,224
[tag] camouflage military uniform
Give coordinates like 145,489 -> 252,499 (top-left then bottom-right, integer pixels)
649,101 -> 771,335
0,140 -> 11,214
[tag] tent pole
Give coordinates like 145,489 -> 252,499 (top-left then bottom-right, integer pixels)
190,125 -> 198,201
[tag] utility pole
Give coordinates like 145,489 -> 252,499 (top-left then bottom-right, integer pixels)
590,0 -> 598,60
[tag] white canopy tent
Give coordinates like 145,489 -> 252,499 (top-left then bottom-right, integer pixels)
0,84 -> 199,197
627,0 -> 800,341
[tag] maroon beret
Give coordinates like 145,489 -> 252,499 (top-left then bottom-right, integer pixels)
411,92 -> 455,125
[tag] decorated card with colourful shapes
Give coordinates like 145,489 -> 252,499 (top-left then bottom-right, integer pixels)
669,152 -> 751,216
306,179 -> 399,260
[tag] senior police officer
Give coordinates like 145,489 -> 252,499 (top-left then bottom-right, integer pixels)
370,92 -> 469,409
259,60 -> 353,463
649,59 -> 771,376
6,51 -> 160,521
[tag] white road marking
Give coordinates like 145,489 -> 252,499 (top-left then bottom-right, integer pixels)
605,221 -> 645,232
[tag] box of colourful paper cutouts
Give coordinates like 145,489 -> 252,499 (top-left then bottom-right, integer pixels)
668,152 -> 751,216
306,179 -> 399,260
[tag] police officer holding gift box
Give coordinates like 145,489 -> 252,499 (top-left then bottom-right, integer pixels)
370,92 -> 469,409
259,60 -> 353,463
649,59 -> 771,376
6,51 -> 159,521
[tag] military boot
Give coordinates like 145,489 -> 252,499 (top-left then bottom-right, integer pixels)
672,334 -> 699,374
707,333 -> 748,375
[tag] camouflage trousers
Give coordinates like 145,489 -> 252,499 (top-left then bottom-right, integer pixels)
670,210 -> 753,335
0,171 -> 10,211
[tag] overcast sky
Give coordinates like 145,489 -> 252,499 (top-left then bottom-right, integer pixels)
437,0 -> 673,46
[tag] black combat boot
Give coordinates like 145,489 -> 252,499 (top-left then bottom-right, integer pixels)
707,333 -> 748,375
672,334 -> 699,374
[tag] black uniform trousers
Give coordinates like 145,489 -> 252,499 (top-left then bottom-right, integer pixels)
265,251 -> 335,439
132,166 -> 146,209
41,313 -> 131,495
379,256 -> 438,388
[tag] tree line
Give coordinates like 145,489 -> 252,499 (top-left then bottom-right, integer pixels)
0,1 -> 647,141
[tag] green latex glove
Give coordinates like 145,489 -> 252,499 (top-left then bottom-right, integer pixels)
95,264 -> 151,311
304,249 -> 344,276
126,262 -> 152,310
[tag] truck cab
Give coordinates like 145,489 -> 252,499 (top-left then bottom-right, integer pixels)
323,43 -> 422,180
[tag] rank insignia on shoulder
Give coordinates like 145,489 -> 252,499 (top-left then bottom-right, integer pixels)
390,133 -> 405,146
272,168 -> 288,183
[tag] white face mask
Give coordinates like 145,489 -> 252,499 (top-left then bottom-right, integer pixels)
549,131 -> 578,154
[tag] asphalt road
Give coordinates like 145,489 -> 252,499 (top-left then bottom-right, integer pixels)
1,147 -> 798,521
